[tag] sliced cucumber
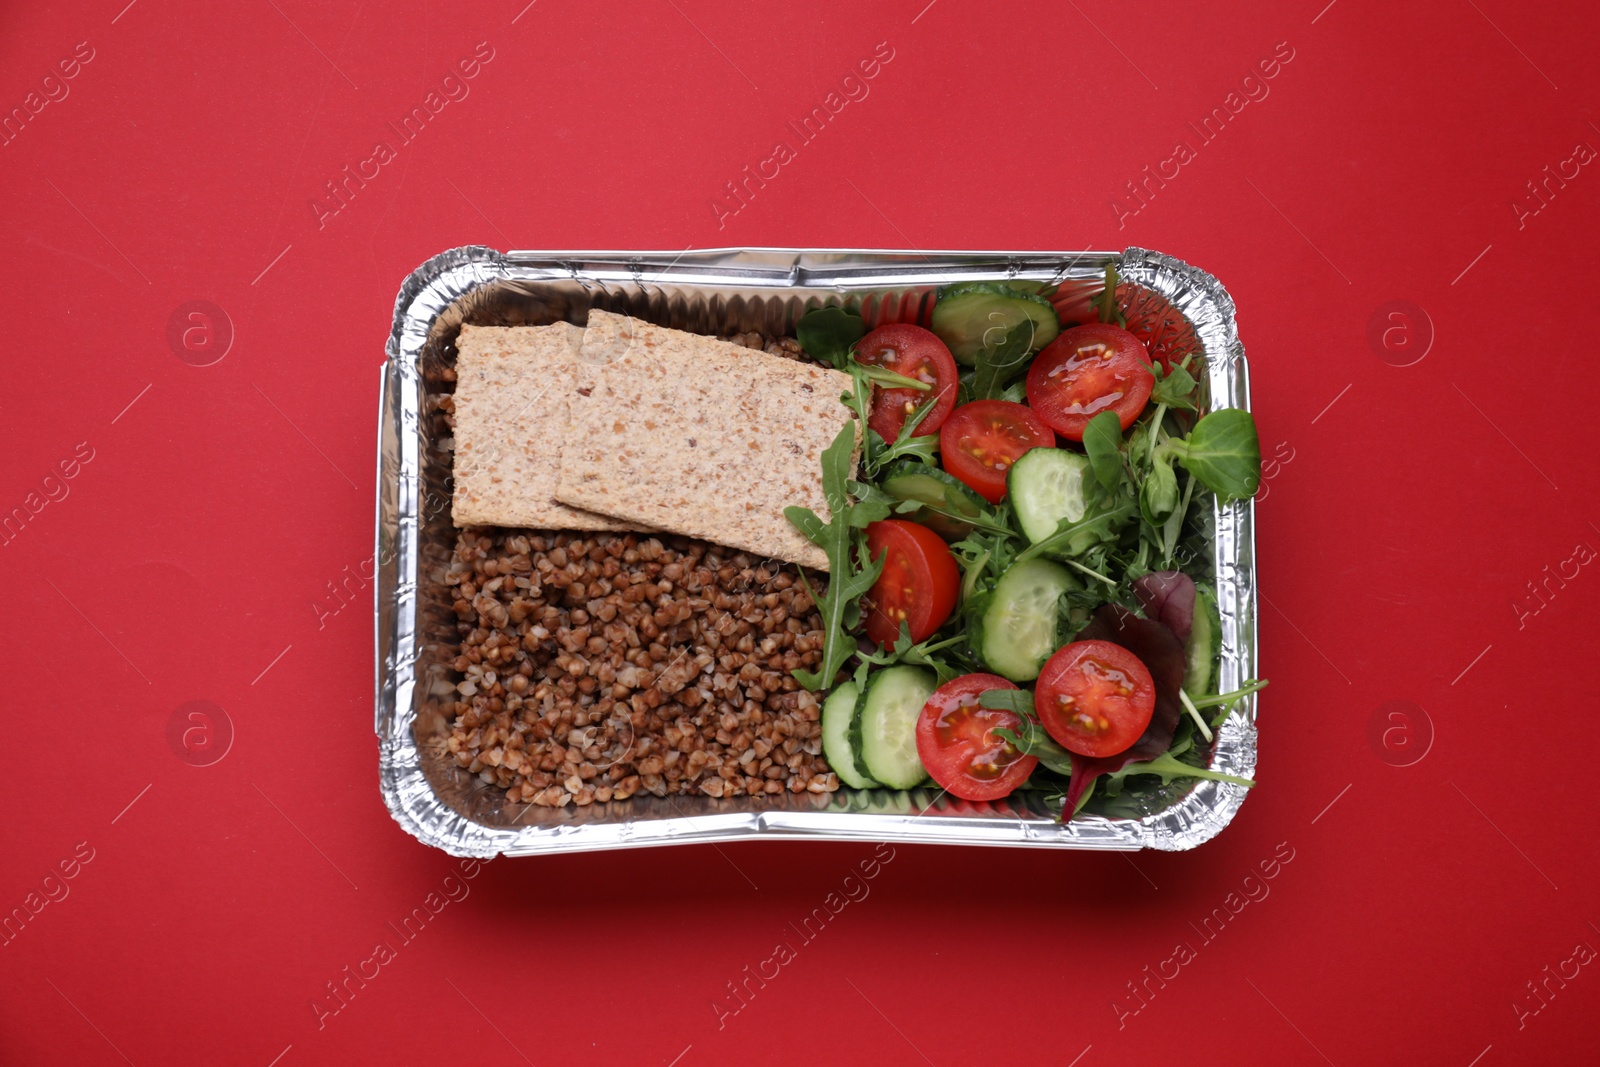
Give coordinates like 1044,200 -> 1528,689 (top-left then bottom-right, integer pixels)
972,558 -> 1077,681
932,282 -> 1061,366
1009,448 -> 1093,552
821,681 -> 879,789
879,461 -> 987,540
856,666 -> 936,790
1184,584 -> 1222,698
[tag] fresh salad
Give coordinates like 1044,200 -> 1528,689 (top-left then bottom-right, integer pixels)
785,268 -> 1267,819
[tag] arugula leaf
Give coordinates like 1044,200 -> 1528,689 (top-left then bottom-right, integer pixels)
969,317 -> 1038,401
846,479 -> 897,508
856,364 -> 932,392
952,523 -> 1016,602
840,378 -> 873,455
1149,361 -> 1198,410
875,470 -> 1015,541
958,550 -> 992,604
1169,409 -> 1262,501
1100,750 -> 1255,790
857,626 -> 968,686
785,423 -> 887,691
786,507 -> 825,543
786,527 -> 879,691
1193,677 -> 1272,726
796,306 -> 866,370
872,392 -> 942,471
815,419 -> 856,513
977,688 -> 1033,716
846,365 -> 944,477
1082,411 -> 1124,492
992,715 -> 1075,777
1013,497 -> 1136,564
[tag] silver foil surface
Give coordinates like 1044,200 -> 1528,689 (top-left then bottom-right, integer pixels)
377,247 -> 1258,857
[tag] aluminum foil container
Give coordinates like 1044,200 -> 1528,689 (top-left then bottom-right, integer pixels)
377,247 -> 1258,857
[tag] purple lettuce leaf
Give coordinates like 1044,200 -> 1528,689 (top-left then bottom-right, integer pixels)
1132,570 -> 1196,644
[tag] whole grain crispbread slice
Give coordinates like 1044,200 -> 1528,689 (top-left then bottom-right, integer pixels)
451,323 -> 639,531
555,310 -> 857,571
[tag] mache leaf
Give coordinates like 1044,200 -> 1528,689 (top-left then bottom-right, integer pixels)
1082,411 -> 1124,492
1176,409 -> 1261,501
1150,361 -> 1198,410
1139,457 -> 1180,525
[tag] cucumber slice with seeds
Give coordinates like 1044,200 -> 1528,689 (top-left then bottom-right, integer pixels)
857,666 -> 937,790
972,558 -> 1078,681
932,282 -> 1061,366
822,681 -> 879,789
1009,448 -> 1093,552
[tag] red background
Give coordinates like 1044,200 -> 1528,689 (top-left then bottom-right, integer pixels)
2,1 -> 1596,1064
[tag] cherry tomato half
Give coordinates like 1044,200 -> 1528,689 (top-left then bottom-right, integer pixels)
916,673 -> 1039,801
1052,288 -> 1188,370
862,519 -> 960,648
854,324 -> 959,441
939,400 -> 1056,504
1035,640 -> 1156,758
1025,323 -> 1156,442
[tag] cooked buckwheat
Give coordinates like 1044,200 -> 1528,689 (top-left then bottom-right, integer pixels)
444,528 -> 840,805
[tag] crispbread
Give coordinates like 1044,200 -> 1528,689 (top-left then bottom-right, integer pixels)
450,323 -> 636,531
554,310 -> 857,571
